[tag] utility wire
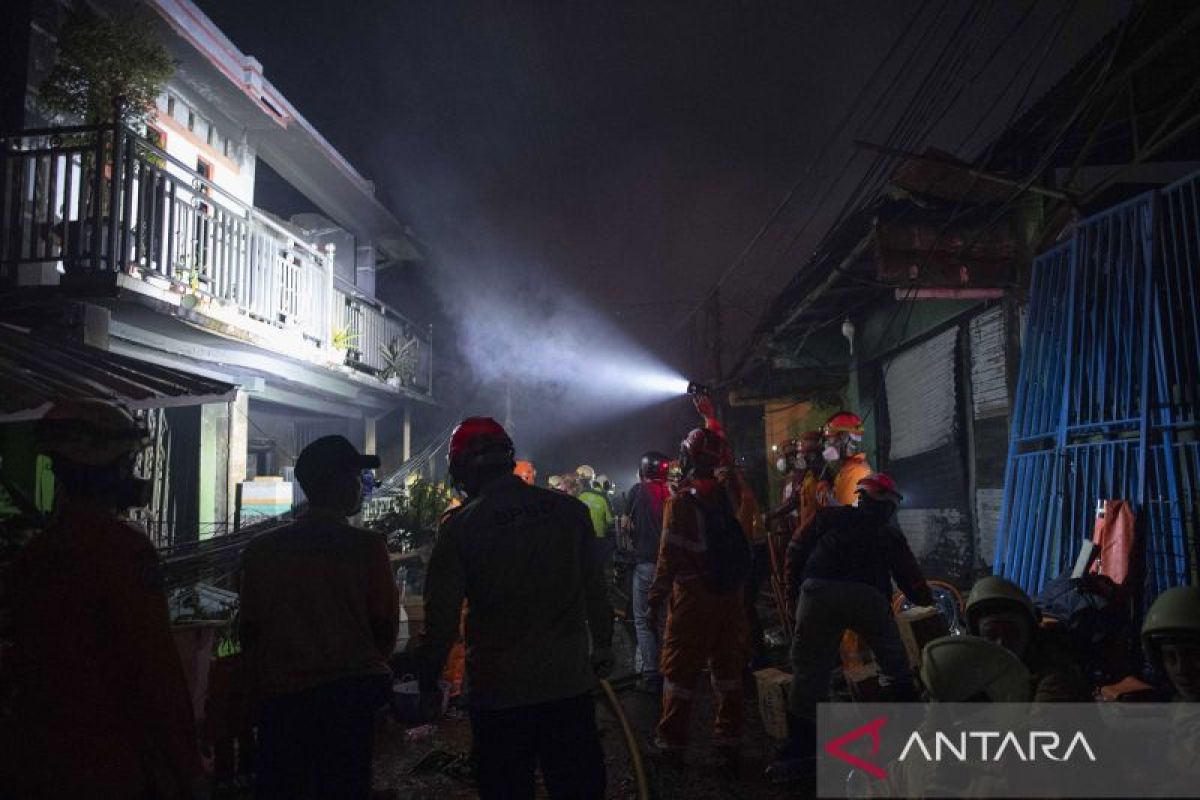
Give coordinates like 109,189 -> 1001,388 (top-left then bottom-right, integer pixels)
670,0 -> 934,335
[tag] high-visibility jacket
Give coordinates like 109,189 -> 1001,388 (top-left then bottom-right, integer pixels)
578,488 -> 614,539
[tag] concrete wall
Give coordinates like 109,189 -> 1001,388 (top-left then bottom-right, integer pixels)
151,87 -> 256,206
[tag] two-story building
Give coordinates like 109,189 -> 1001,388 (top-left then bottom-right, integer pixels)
1,0 -> 435,545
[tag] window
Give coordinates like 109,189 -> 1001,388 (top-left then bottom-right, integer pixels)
146,126 -> 165,150
223,137 -> 231,158
167,95 -> 175,117
187,111 -> 195,131
206,124 -> 214,146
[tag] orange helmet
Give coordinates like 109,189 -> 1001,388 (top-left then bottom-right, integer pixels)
513,460 -> 536,485
823,411 -> 864,437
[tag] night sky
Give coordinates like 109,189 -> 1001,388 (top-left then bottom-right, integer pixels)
195,0 -> 1127,483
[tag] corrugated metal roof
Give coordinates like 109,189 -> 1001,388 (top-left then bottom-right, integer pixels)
0,324 -> 237,422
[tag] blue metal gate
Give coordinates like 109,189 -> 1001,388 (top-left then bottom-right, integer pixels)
995,174 -> 1200,601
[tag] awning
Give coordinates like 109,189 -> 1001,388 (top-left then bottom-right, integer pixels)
0,324 -> 238,422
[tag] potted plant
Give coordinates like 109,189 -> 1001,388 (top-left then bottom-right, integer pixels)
379,335 -> 418,388
331,328 -> 357,363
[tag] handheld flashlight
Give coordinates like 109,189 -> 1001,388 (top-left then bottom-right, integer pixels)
686,381 -> 711,397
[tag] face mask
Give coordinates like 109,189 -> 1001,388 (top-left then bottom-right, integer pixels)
775,457 -> 790,474
822,445 -> 840,463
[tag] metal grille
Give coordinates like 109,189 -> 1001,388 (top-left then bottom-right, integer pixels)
995,179 -> 1199,600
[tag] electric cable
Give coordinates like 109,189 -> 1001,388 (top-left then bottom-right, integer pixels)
597,679 -> 650,800
670,0 -> 936,335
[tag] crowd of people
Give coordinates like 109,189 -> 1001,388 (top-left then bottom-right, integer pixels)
0,396 -> 1197,799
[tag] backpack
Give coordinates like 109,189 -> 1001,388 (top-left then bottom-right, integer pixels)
695,492 -> 751,594
1036,572 -> 1131,682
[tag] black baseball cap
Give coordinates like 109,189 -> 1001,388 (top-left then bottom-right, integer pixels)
294,435 -> 380,490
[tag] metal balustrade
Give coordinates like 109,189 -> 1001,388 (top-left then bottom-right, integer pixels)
0,124 -> 431,396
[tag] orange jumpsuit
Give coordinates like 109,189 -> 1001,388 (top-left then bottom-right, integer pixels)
829,453 -> 873,507
648,479 -> 748,750
6,502 -> 201,798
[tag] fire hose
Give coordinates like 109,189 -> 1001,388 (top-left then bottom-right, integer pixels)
598,679 -> 650,800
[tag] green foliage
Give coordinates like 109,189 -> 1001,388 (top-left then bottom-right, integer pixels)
332,328 -> 358,351
379,335 -> 418,384
39,6 -> 174,126
368,479 -> 454,552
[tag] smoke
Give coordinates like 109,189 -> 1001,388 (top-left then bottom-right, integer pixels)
452,265 -> 687,407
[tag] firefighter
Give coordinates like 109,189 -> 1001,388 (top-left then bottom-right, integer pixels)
513,459 -> 536,486
647,426 -> 750,772
817,411 -> 873,507
1141,586 -> 1200,792
240,435 -> 397,800
965,575 -> 1090,702
767,473 -> 932,783
920,634 -> 1034,702
881,636 -> 1035,799
577,467 -> 616,582
417,418 -> 611,800
5,400 -> 202,799
625,451 -> 672,693
768,431 -> 823,535
1142,585 -> 1200,702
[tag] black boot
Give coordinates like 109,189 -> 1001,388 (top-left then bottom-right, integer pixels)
765,713 -> 817,783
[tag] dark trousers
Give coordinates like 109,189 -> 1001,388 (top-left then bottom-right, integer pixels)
745,543 -> 770,665
255,673 -> 391,800
469,692 -> 606,800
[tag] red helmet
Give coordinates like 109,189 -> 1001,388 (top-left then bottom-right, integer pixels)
857,472 -> 903,502
679,427 -> 731,477
448,417 -> 514,473
824,411 -> 865,437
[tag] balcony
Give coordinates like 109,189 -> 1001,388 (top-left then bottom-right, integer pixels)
0,124 -> 431,397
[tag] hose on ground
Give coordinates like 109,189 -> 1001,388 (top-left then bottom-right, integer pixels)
598,678 -> 651,800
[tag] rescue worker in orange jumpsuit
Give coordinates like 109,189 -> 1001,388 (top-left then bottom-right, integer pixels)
647,424 -> 750,772
816,411 -> 873,508
5,400 -> 202,799
767,431 -> 822,626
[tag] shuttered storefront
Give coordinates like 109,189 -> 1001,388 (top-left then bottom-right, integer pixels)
968,306 -> 1010,573
880,307 -> 1012,586
884,326 -> 973,585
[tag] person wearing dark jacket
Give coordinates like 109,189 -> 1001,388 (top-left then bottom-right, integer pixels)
240,435 -> 398,800
626,451 -> 672,693
417,418 -> 613,800
767,473 -> 932,783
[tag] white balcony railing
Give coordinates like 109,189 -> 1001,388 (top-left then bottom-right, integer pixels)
0,124 -> 431,395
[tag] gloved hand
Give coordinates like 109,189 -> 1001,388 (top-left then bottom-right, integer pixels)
693,393 -> 717,421
591,646 -> 614,679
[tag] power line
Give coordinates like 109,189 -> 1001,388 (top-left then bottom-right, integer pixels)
670,0 -> 935,335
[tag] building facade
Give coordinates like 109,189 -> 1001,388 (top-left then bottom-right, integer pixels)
0,0 -> 435,545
